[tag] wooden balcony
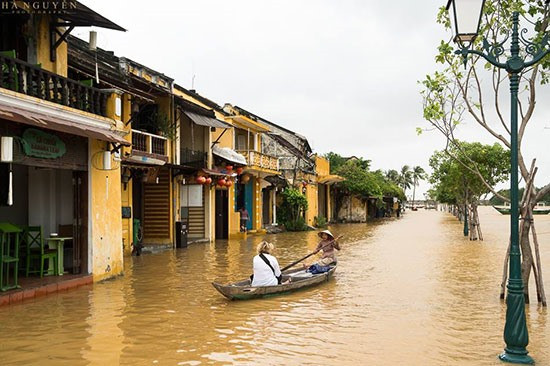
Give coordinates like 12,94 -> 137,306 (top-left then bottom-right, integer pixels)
0,54 -> 108,117
237,150 -> 279,172
132,129 -> 168,161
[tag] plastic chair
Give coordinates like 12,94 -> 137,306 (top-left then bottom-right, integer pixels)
24,226 -> 59,277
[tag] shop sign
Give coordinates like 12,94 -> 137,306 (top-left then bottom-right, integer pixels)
22,129 -> 66,159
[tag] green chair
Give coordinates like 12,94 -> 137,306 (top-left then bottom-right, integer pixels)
24,226 -> 59,277
0,222 -> 22,291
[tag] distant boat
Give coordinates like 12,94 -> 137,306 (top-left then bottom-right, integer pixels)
493,206 -> 550,215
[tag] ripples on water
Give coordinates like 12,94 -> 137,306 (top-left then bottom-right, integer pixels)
0,206 -> 549,365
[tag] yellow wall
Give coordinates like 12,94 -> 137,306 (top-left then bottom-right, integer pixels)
315,156 -> 330,176
305,183 -> 318,226
120,93 -> 133,255
35,15 -> 68,77
90,139 -> 124,282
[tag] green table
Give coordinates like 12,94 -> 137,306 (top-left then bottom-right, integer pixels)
47,237 -> 72,276
0,222 -> 22,291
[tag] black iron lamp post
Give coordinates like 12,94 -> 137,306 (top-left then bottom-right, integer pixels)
446,0 -> 550,364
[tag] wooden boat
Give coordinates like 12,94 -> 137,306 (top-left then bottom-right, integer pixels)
493,206 -> 550,215
212,265 -> 337,300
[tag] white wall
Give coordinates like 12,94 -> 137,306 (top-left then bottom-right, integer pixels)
28,168 -> 73,237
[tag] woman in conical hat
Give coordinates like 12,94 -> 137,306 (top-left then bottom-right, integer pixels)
317,229 -> 334,240
314,229 -> 340,266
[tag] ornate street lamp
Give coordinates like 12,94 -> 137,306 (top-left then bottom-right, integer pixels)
446,0 -> 550,364
447,0 -> 486,46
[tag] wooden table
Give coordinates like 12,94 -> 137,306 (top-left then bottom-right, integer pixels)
47,237 -> 72,276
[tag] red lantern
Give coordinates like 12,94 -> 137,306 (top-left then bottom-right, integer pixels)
217,178 -> 227,186
196,176 -> 206,184
225,165 -> 233,171
225,179 -> 233,187
205,177 -> 212,185
236,167 -> 243,175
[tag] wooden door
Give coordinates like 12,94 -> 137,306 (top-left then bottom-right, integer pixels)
215,190 -> 228,239
73,171 -> 87,274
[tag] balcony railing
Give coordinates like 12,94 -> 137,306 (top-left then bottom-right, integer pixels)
132,129 -> 168,156
0,54 -> 108,116
237,150 -> 279,171
181,147 -> 207,168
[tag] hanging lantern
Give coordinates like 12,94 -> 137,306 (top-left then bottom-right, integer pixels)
241,174 -> 250,184
196,176 -> 206,184
225,179 -> 233,187
225,165 -> 233,171
217,178 -> 227,186
205,177 -> 212,185
236,167 -> 243,175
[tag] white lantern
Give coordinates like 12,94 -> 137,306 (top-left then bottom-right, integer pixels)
446,0 -> 485,46
1,136 -> 13,163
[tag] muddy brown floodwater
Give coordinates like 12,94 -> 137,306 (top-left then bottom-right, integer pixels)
0,206 -> 549,365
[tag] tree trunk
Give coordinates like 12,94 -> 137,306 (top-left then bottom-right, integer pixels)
519,205 -> 534,304
531,219 -> 547,306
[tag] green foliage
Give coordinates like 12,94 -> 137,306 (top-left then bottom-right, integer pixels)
324,152 -> 371,173
313,215 -> 328,228
429,141 -> 509,205
154,112 -> 177,139
278,188 -> 308,231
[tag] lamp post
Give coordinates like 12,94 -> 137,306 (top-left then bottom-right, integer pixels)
446,0 -> 550,364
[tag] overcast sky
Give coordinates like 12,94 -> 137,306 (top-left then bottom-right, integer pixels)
76,0 -> 550,199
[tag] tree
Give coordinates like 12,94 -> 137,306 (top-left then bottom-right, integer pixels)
429,142 -> 509,239
399,165 -> 413,198
411,166 -> 426,208
278,188 -> 308,231
325,155 -> 406,217
385,169 -> 400,184
421,0 -> 550,304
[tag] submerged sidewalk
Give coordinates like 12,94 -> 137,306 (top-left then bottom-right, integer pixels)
0,274 -> 92,307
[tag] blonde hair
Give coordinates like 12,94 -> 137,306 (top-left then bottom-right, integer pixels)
257,241 -> 274,254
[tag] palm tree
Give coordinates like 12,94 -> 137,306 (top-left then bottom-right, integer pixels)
385,169 -> 400,184
411,166 -> 426,208
399,165 -> 413,198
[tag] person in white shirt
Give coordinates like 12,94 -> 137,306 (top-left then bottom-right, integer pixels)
251,241 -> 288,287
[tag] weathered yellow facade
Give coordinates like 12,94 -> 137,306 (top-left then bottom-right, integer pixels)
0,13 -> 128,282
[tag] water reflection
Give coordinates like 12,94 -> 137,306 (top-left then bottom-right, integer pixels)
0,207 -> 549,365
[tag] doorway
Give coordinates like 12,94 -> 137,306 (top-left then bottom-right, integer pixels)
215,189 -> 228,239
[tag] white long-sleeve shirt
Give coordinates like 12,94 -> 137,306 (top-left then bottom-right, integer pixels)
251,253 -> 281,286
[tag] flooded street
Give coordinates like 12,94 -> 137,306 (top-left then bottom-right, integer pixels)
1,206 -> 549,365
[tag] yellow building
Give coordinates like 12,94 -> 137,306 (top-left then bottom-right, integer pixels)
222,104 -> 279,237
0,7 -> 128,281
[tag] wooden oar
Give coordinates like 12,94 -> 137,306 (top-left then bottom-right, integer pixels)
281,235 -> 343,272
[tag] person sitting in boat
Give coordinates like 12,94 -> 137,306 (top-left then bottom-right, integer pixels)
251,241 -> 290,286
314,230 -> 341,266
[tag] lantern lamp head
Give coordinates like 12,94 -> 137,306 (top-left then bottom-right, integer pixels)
446,0 -> 485,48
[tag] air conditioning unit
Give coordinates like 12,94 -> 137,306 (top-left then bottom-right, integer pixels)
1,136 -> 13,163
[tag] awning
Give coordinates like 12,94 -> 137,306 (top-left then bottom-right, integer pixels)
201,168 -> 237,177
0,103 -> 130,146
212,146 -> 247,166
61,1 -> 126,31
318,174 -> 345,185
264,175 -> 287,187
184,111 -> 231,129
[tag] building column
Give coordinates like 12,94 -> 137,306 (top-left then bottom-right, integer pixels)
272,188 -> 277,225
